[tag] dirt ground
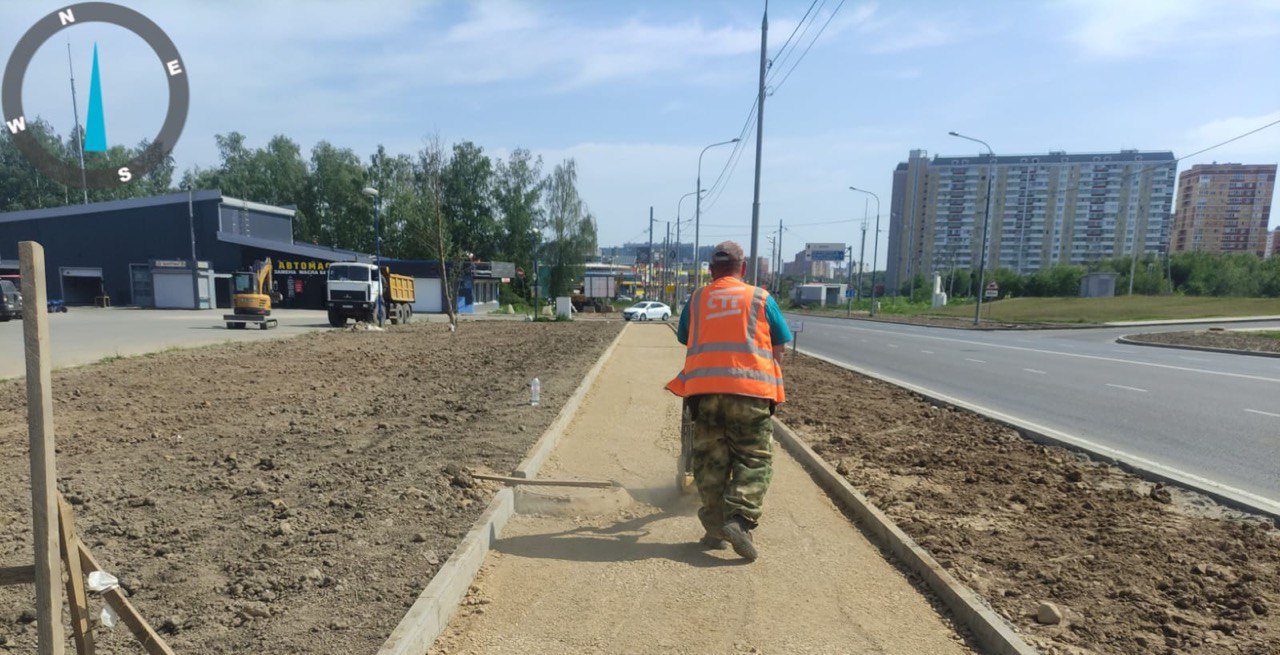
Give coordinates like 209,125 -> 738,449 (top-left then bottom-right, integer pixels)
432,324 -> 973,655
0,320 -> 619,654
778,355 -> 1280,655
1127,330 -> 1280,355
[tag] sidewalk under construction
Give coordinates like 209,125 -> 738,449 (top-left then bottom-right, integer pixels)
431,324 -> 973,654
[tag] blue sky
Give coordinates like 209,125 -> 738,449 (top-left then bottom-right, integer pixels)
6,0 -> 1280,267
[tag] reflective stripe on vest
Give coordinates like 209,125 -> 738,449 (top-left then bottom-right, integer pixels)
676,367 -> 784,385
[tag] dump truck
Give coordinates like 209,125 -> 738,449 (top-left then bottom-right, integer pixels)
326,262 -> 416,327
225,258 -> 282,329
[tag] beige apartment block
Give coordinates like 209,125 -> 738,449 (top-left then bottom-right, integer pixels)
1172,163 -> 1277,257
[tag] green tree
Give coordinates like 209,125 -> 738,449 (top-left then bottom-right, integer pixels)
494,148 -> 544,293
543,159 -> 596,298
300,141 -> 366,250
441,141 -> 498,259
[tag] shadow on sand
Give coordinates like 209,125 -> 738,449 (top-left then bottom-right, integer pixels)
494,483 -> 749,568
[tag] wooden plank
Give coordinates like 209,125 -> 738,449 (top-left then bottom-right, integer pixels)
472,473 -> 617,489
0,565 -> 35,586
20,241 -> 65,655
58,496 -> 96,655
76,542 -> 176,655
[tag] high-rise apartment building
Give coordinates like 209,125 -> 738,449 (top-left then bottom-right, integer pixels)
1267,228 -> 1280,258
1171,164 -> 1276,257
887,149 -> 1175,290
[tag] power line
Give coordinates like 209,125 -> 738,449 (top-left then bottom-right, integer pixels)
770,0 -> 846,93
767,0 -> 824,85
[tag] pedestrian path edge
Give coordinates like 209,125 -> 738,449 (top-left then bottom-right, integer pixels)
773,418 -> 1039,655
374,322 -> 630,655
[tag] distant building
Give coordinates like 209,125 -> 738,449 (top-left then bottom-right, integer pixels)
1267,228 -> 1280,259
1171,163 -> 1277,257
887,149 -> 1175,290
754,256 -> 769,281
782,249 -> 831,279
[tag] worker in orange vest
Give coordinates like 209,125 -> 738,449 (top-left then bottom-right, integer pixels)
666,241 -> 791,561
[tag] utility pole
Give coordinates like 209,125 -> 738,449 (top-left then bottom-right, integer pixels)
765,235 -> 776,290
188,188 -> 199,309
748,2 -> 768,285
846,246 -> 853,317
663,222 -> 671,305
768,218 -> 778,290
675,213 -> 682,304
66,44 -> 88,204
647,206 -> 654,300
857,198 -> 868,309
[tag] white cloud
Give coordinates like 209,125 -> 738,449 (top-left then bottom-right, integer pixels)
1062,0 -> 1280,58
1183,110 -> 1280,160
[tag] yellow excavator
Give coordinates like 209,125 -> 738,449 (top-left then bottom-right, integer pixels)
225,258 -> 283,330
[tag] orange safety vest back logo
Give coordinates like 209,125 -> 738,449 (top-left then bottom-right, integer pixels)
665,277 -> 785,403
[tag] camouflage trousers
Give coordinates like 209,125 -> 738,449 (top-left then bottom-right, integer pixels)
690,394 -> 774,533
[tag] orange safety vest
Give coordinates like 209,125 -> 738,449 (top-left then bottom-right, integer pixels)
665,276 -> 785,403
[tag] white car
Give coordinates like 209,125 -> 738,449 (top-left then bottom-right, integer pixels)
623,301 -> 671,321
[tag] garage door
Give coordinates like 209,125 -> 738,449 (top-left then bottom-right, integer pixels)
60,267 -> 103,305
153,271 -> 195,308
412,277 -> 443,313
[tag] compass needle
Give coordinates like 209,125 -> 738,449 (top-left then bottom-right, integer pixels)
84,42 -> 106,152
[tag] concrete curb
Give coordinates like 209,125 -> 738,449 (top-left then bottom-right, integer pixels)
795,348 -> 1280,522
772,419 -> 1038,655
375,323 -> 629,655
789,310 -> 1280,332
1116,334 -> 1280,359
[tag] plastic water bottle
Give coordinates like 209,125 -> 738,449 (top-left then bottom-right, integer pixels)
530,378 -> 541,406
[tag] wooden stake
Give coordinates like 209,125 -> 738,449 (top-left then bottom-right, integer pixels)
471,473 -> 618,489
20,241 -> 65,655
76,542 -> 176,655
58,496 -> 96,654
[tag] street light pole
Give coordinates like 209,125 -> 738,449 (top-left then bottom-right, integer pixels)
849,187 -> 880,316
694,138 -> 740,290
857,199 -> 868,310
949,131 -> 995,326
676,190 -> 701,307
362,187 -> 383,327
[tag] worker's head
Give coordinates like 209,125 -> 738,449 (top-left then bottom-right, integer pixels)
709,241 -> 746,280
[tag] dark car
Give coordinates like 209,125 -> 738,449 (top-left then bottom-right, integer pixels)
0,280 -> 22,321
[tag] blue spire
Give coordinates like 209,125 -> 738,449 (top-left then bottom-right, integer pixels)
85,43 -> 106,152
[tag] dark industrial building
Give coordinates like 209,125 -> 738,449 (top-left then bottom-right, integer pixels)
0,191 -> 510,313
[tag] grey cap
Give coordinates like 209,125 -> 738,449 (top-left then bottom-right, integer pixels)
711,240 -> 744,263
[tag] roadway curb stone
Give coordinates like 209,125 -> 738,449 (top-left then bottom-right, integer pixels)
791,310 -> 1280,331
375,322 -> 629,655
773,418 -> 1039,655
795,348 -> 1280,523
1116,334 -> 1280,359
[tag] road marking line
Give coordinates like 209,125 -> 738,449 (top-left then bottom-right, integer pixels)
1245,408 -> 1280,418
888,344 -> 899,348
965,358 -> 986,364
1023,368 -> 1047,375
795,346 -> 1280,517
786,315 -> 1280,384
920,350 -> 934,354
1106,383 -> 1148,393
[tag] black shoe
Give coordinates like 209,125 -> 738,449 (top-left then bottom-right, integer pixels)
698,533 -> 728,550
722,519 -> 758,561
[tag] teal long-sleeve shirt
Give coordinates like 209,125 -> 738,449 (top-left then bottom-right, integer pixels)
676,293 -> 793,346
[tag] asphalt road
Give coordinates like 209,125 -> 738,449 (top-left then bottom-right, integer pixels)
786,314 -> 1280,506
0,307 -> 332,379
